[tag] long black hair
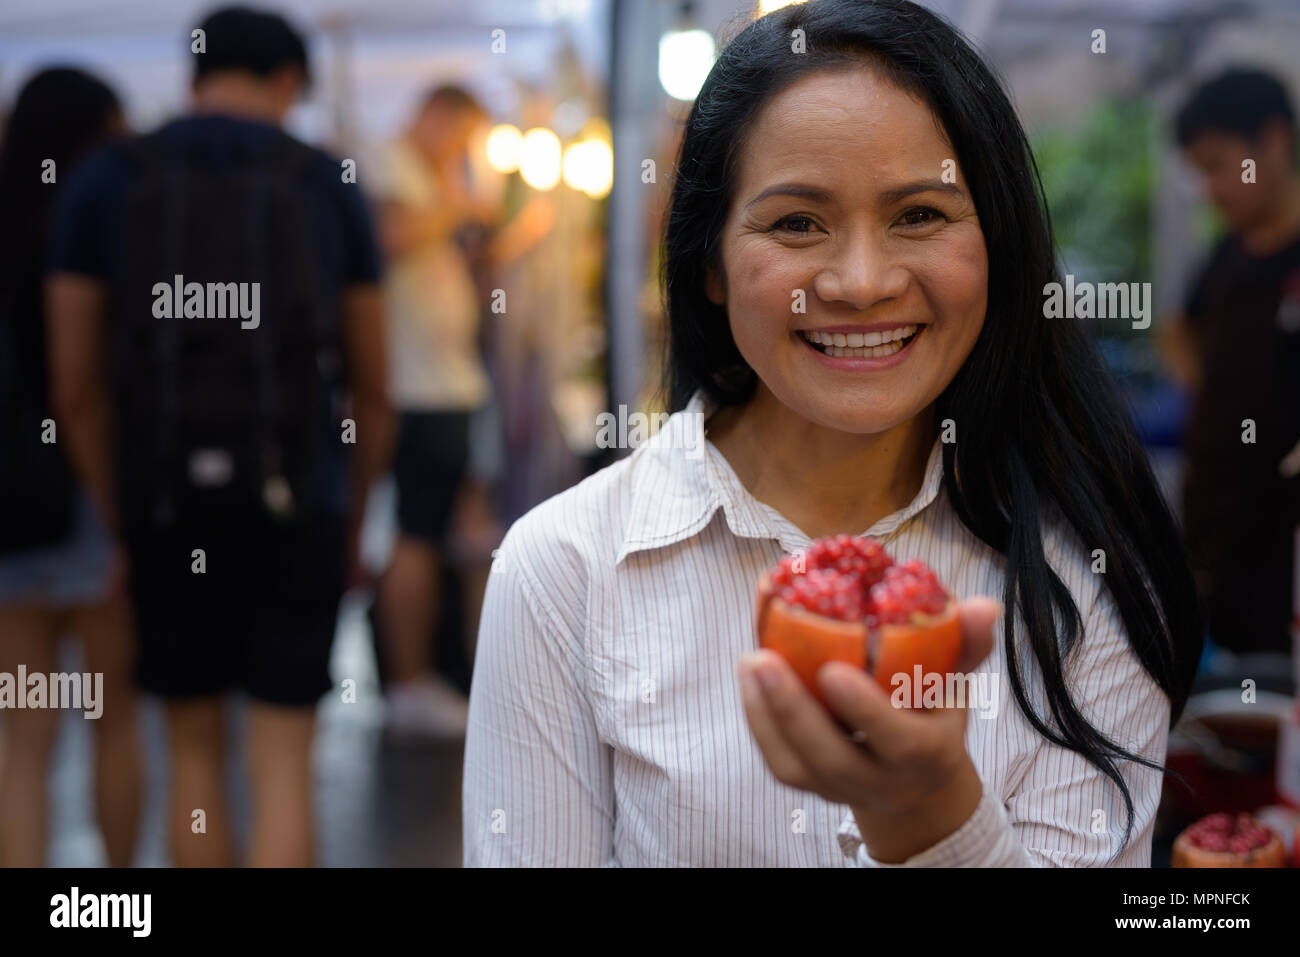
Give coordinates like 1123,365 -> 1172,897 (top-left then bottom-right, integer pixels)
0,67 -> 122,295
661,0 -> 1203,858
0,68 -> 122,531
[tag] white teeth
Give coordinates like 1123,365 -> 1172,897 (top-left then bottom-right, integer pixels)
801,324 -> 920,357
825,339 -> 905,358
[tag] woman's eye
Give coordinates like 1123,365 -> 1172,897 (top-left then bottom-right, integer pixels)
899,207 -> 946,228
772,214 -> 816,234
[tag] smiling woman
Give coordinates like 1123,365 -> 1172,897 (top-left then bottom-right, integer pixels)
463,0 -> 1204,868
700,66 -> 986,444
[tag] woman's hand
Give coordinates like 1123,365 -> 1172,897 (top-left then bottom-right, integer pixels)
738,596 -> 1003,863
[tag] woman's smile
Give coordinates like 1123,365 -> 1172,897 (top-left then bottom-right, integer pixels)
796,322 -> 924,368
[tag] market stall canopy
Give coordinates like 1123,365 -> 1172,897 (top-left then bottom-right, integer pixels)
0,0 -> 608,147
0,0 -> 601,35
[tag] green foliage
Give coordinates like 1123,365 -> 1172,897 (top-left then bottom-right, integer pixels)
1031,98 -> 1155,284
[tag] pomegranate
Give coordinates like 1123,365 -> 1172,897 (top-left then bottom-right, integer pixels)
1171,812 -> 1287,868
755,535 -> 961,708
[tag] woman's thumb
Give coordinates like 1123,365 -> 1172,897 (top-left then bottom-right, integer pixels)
954,596 -> 1003,673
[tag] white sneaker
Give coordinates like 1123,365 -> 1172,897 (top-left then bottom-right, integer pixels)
385,675 -> 470,739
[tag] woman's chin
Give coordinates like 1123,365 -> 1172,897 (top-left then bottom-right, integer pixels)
781,397 -> 917,436
753,373 -> 928,436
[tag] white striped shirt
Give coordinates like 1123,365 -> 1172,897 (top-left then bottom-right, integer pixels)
462,390 -> 1170,866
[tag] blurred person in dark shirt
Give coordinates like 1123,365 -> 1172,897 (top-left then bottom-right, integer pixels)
46,6 -> 393,866
0,67 -> 141,867
1159,66 -> 1300,657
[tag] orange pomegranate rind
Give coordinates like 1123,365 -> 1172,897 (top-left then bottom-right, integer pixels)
869,602 -> 962,694
756,571 -> 962,708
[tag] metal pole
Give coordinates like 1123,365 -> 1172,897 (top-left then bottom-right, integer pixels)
605,0 -> 658,415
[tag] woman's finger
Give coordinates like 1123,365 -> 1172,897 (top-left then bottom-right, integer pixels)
745,650 -> 883,801
816,659 -> 929,762
737,652 -> 817,789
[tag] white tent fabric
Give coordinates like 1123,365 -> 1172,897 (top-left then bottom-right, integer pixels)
0,0 -> 599,36
0,0 -> 608,151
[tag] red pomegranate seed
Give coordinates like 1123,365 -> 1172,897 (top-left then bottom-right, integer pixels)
769,536 -> 952,626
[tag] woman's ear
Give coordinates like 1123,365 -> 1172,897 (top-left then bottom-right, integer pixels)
704,263 -> 726,305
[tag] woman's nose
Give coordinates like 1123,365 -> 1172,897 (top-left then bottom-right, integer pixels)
810,229 -> 907,311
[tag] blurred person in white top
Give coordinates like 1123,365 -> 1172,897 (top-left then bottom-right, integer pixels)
370,85 -> 497,736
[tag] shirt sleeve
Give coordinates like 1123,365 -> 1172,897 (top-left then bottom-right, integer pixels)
327,157 -> 384,284
47,146 -> 119,279
366,139 -> 430,207
462,525 -> 617,866
836,582 -> 1170,867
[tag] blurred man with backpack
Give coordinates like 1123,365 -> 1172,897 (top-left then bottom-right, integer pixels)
46,6 -> 393,866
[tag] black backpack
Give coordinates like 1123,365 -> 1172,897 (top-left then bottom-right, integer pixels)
109,127 -> 340,532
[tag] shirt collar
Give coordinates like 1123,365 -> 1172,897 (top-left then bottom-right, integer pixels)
616,389 -> 947,564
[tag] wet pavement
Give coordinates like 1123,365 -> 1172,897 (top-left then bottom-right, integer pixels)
45,595 -> 465,868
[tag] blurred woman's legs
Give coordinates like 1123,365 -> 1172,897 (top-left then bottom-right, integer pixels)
164,697 -> 235,867
377,533 -> 440,684
0,491 -> 142,866
376,411 -> 472,736
246,702 -> 316,867
0,605 -> 60,866
71,601 -> 141,867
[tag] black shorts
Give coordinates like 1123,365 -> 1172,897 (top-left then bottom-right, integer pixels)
393,410 -> 471,547
127,511 -> 346,706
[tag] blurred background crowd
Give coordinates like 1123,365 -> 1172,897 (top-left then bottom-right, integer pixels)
0,0 -> 1298,867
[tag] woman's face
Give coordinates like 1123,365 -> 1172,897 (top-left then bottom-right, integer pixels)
706,65 -> 988,435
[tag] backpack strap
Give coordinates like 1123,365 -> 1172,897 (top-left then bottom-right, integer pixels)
256,135 -> 336,517
118,132 -> 188,525
261,134 -> 332,344
240,146 -> 285,516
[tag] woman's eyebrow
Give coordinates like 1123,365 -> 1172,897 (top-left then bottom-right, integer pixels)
744,183 -> 833,209
877,179 -> 967,205
743,178 -> 966,210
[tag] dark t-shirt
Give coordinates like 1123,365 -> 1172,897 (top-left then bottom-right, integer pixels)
48,114 -> 383,517
1181,230 -> 1300,652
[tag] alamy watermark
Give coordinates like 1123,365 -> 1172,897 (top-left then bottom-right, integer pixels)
595,405 -> 705,459
0,667 -> 103,719
50,887 -> 150,937
887,666 -> 1000,719
151,273 -> 260,329
1042,274 -> 1151,329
